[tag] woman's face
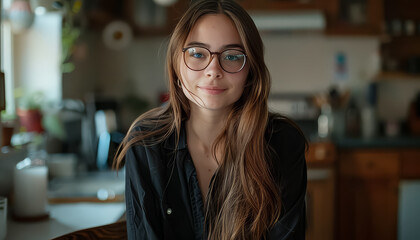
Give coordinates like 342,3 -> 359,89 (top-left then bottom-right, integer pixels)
179,14 -> 249,113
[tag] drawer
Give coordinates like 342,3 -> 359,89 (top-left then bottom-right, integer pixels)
306,142 -> 336,164
401,150 -> 420,178
339,150 -> 400,178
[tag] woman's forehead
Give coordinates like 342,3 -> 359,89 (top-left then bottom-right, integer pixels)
185,14 -> 242,50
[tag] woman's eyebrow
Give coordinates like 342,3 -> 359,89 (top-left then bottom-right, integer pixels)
185,41 -> 244,50
223,43 -> 244,50
185,41 -> 209,48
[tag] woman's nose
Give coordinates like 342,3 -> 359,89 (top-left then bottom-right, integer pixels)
205,55 -> 223,78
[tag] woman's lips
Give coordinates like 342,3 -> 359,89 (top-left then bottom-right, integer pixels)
198,86 -> 226,95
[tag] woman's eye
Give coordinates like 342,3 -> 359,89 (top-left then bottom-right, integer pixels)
192,53 -> 203,58
225,55 -> 239,61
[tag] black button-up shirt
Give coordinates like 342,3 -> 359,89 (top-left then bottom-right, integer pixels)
125,118 -> 307,239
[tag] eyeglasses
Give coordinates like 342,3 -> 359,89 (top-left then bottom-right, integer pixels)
182,46 -> 247,73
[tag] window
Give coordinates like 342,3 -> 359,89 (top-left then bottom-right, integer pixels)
1,0 -> 62,117
1,0 -> 16,116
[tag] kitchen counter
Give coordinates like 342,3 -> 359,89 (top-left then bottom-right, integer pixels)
304,129 -> 420,149
5,202 -> 125,240
4,170 -> 126,240
296,119 -> 420,149
332,135 -> 420,149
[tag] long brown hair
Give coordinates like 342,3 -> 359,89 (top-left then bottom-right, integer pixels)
115,0 -> 284,239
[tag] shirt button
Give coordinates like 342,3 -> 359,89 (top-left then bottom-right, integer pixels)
166,208 -> 172,215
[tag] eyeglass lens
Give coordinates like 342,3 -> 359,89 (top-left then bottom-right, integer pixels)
183,47 -> 246,73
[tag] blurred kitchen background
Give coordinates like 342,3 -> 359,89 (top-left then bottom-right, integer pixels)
0,0 -> 420,239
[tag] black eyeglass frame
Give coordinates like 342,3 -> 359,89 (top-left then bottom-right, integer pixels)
182,46 -> 248,73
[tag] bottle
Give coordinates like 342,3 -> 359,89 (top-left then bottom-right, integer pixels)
361,105 -> 377,138
345,98 -> 361,137
318,104 -> 333,139
13,135 -> 49,220
361,83 -> 378,138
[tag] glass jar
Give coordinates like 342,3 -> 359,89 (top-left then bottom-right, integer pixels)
13,141 -> 49,220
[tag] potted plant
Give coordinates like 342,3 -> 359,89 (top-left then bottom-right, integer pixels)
1,111 -> 17,146
16,90 -> 45,133
56,0 -> 82,73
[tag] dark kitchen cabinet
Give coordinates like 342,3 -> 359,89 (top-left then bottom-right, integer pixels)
237,0 -> 327,11
380,0 -> 420,76
325,0 -> 384,35
236,0 -> 384,35
84,0 -> 189,36
337,149 -> 399,240
401,150 -> 420,179
305,141 -> 336,240
85,0 -> 385,36
306,171 -> 335,240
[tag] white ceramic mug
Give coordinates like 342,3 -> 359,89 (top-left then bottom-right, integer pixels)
0,196 -> 7,240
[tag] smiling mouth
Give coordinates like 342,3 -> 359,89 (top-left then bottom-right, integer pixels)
198,86 -> 226,95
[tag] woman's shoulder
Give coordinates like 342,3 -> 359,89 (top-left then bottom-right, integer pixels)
124,117 -> 172,164
130,110 -> 167,132
266,113 -> 307,183
266,113 -> 306,145
126,107 -> 173,141
266,113 -> 307,164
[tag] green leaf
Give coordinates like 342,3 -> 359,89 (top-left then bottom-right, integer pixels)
62,63 -> 75,73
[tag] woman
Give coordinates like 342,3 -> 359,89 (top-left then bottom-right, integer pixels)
114,0 -> 307,239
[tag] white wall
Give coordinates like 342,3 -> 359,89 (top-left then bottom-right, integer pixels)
14,12 -> 62,103
65,32 -> 420,123
63,34 -> 168,105
262,34 -> 380,94
63,33 -> 170,130
65,33 -> 380,104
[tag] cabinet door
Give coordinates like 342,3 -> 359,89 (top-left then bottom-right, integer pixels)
325,0 -> 384,35
339,177 -> 398,240
306,169 -> 335,240
338,150 -> 399,240
401,150 -> 420,179
306,142 -> 336,167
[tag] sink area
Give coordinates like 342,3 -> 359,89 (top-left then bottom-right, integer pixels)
48,170 -> 125,201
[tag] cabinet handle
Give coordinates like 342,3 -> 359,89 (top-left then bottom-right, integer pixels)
315,147 -> 326,160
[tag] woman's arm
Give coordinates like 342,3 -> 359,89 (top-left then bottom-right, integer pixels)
125,146 -> 163,240
268,121 -> 307,240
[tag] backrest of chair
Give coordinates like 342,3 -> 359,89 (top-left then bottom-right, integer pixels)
52,221 -> 127,240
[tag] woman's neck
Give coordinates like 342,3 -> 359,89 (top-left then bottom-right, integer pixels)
186,105 -> 228,150
186,106 -> 228,199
